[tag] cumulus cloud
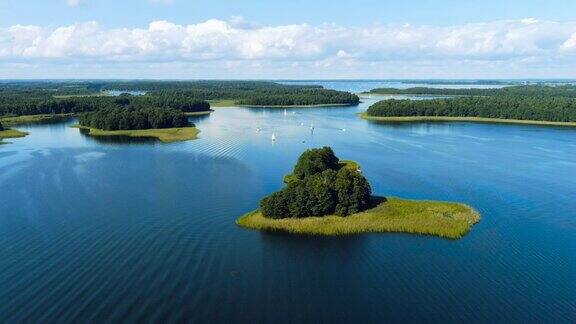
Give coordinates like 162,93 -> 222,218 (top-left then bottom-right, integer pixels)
1,18 -> 576,77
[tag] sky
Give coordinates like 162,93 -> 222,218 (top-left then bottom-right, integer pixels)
1,0 -> 576,79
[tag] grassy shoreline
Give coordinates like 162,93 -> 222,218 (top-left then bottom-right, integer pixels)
239,103 -> 357,108
0,128 -> 29,144
208,99 -> 358,108
1,114 -> 76,125
73,125 -> 200,143
237,197 -> 480,239
359,112 -> 576,127
185,110 -> 213,116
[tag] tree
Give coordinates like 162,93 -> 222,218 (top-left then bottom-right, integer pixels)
259,148 -> 372,219
0,121 -> 4,131
293,147 -> 340,179
334,168 -> 371,216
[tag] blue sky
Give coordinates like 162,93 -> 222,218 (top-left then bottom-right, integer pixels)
2,0 -> 575,27
1,0 -> 576,78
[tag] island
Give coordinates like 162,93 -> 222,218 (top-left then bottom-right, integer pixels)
75,106 -> 199,143
362,85 -> 576,127
102,81 -> 360,107
237,147 -> 480,239
0,121 -> 28,144
1,81 -> 359,129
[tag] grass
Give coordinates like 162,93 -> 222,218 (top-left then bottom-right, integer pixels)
359,112 -> 576,127
73,125 -> 200,143
1,114 -> 75,125
237,197 -> 480,239
185,110 -> 213,116
283,160 -> 360,184
0,128 -> 29,144
208,99 -> 238,107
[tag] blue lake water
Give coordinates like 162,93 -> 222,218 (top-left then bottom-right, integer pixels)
1,83 -> 575,322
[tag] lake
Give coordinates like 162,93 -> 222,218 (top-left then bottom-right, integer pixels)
1,82 -> 575,322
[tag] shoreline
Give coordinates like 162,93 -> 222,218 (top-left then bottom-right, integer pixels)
237,197 -> 480,239
359,112 -> 576,127
0,128 -> 29,144
185,110 -> 213,116
1,113 -> 76,126
72,125 -> 200,143
239,103 -> 358,108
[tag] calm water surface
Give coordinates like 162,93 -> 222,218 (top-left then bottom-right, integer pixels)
1,83 -> 575,323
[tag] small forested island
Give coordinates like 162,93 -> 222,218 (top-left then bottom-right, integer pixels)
363,85 -> 576,126
76,106 -> 199,143
0,121 -> 28,144
237,147 -> 480,239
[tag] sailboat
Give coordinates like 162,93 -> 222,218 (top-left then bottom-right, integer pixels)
271,132 -> 276,141
283,109 -> 287,116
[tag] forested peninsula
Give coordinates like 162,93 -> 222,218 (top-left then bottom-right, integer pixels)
0,81 -> 359,122
364,85 -> 576,126
237,147 -> 480,239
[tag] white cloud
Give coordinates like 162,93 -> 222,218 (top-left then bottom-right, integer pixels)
561,33 -> 576,53
67,0 -> 82,7
1,18 -> 576,77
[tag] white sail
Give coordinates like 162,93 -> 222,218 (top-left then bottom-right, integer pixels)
271,133 -> 276,141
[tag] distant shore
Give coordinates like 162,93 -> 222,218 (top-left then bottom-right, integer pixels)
239,103 -> 357,108
359,112 -> 576,127
208,99 -> 358,108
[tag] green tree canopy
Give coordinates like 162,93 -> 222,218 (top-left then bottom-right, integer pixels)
260,148 -> 372,219
293,146 -> 340,180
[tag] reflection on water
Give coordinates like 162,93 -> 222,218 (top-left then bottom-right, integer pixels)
1,82 -> 575,322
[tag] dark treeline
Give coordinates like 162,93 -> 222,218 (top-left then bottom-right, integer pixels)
79,107 -> 190,131
236,89 -> 359,106
369,85 -> 576,98
399,80 -> 513,86
260,147 -> 372,218
1,81 -> 358,117
148,82 -> 359,106
0,91 -> 210,117
100,80 -> 324,91
367,96 -> 576,122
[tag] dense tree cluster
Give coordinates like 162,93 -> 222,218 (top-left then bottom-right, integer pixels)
100,80 -> 324,92
78,107 -> 190,130
0,91 -> 210,117
366,96 -> 576,122
369,85 -> 576,98
147,83 -> 359,106
236,89 -> 359,106
0,81 -> 358,117
260,147 -> 372,218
